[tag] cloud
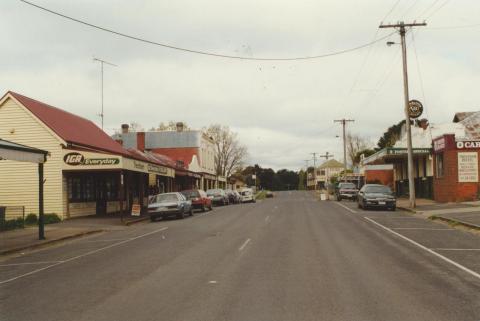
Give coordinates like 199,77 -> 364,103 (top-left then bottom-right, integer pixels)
1,0 -> 479,170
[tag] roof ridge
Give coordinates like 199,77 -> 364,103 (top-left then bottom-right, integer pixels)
8,91 -> 94,124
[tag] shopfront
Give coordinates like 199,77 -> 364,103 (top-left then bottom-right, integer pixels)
433,134 -> 480,202
362,147 -> 433,199
147,163 -> 175,195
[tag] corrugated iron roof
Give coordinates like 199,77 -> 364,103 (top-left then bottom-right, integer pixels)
7,91 -> 129,156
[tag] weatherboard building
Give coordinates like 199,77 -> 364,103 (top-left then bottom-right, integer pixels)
0,91 -> 176,219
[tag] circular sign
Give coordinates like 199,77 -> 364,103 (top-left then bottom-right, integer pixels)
408,100 -> 423,119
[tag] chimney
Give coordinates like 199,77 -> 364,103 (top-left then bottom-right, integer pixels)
419,118 -> 429,130
121,124 -> 129,134
176,122 -> 184,132
137,132 -> 145,151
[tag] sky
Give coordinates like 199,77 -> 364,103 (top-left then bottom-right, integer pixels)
1,0 -> 479,170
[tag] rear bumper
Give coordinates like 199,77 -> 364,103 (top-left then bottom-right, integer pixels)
339,193 -> 357,199
149,209 -> 181,218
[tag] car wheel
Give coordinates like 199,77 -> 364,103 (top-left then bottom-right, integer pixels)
390,206 -> 396,211
202,204 -> 206,212
337,196 -> 342,201
357,202 -> 361,209
177,209 -> 185,219
209,204 -> 213,211
189,207 -> 194,216
150,215 -> 156,222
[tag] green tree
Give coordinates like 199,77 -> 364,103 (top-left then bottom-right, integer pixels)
377,120 -> 411,149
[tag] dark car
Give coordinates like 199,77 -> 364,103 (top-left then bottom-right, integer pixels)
148,192 -> 193,221
181,189 -> 213,212
233,190 -> 242,203
335,182 -> 359,201
206,189 -> 229,206
357,184 -> 396,211
225,189 -> 239,204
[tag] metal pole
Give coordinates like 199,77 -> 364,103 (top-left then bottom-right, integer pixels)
342,120 -> 347,182
400,24 -> 416,208
101,61 -> 104,130
38,163 -> 45,240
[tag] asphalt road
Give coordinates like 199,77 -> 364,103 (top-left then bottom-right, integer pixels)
1,191 -> 479,321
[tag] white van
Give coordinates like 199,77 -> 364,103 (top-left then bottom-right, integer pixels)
240,188 -> 256,203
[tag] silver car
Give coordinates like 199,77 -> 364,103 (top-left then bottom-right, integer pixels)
148,192 -> 193,221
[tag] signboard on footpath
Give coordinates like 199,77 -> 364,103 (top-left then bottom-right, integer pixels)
458,152 -> 478,183
131,204 -> 141,216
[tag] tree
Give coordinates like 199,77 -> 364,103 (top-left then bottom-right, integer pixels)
354,149 -> 376,165
346,132 -> 372,167
377,120 -> 411,149
156,121 -> 190,131
205,124 -> 248,179
298,169 -> 306,190
129,122 -> 144,132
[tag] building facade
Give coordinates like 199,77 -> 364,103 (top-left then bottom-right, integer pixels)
0,92 -> 176,219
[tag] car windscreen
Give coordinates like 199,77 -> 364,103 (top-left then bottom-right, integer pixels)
339,183 -> 356,189
181,190 -> 199,199
207,189 -> 221,196
365,186 -> 392,194
241,190 -> 251,195
153,194 -> 178,203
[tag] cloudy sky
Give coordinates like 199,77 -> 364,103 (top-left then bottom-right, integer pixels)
1,0 -> 479,170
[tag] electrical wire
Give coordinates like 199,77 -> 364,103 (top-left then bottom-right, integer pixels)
411,31 -> 433,141
19,0 -> 396,61
416,0 -> 442,19
381,0 -> 402,23
425,0 -> 451,19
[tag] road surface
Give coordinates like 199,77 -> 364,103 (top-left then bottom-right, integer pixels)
1,191 -> 479,321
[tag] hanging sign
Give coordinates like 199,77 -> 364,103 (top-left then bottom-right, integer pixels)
408,100 -> 423,119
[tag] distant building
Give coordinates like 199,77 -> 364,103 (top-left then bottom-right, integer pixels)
114,123 -> 222,190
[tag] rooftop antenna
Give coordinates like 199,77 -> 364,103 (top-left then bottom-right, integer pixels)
93,57 -> 117,130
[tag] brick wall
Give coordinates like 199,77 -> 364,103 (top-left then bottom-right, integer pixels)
433,148 -> 479,202
365,170 -> 394,188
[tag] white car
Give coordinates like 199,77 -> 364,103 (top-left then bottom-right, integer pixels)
240,188 -> 256,203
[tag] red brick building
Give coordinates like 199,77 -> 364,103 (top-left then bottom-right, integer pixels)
433,134 -> 480,202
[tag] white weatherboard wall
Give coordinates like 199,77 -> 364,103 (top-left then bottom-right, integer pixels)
0,98 -> 64,218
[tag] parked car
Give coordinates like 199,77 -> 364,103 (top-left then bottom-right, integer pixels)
335,182 -> 359,201
233,190 -> 242,203
225,189 -> 240,204
206,189 -> 229,206
357,184 -> 396,211
181,189 -> 213,212
240,188 -> 256,203
148,192 -> 193,221
266,191 -> 274,198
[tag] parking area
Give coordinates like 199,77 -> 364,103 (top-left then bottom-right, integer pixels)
333,199 -> 480,275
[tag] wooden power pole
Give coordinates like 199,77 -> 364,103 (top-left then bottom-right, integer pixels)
334,119 -> 354,182
379,21 -> 426,208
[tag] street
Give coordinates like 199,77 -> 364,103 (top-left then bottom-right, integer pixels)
1,191 -> 480,321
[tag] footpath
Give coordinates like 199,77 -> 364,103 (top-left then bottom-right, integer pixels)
0,214 -> 149,256
397,198 -> 480,230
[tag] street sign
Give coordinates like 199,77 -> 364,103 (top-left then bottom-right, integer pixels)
408,100 -> 423,119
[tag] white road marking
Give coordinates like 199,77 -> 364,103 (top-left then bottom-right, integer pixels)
433,248 -> 480,251
364,217 -> 480,281
0,261 -> 64,267
239,238 -> 251,251
392,228 -> 455,231
334,202 -> 357,214
208,280 -> 218,284
265,215 -> 271,223
81,238 -> 131,243
0,226 -> 169,285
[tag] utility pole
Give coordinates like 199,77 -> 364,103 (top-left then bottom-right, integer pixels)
311,153 -> 318,190
334,119 -> 354,182
304,159 -> 310,190
319,152 -> 333,161
380,21 -> 426,208
93,57 -> 117,130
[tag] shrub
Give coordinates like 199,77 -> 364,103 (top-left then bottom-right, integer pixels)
25,213 -> 38,225
43,213 -> 61,224
0,217 -> 25,231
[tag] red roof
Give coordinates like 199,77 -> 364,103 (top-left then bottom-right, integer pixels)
149,147 -> 198,169
7,91 -> 128,156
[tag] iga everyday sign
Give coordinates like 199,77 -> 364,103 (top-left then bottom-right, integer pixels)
458,152 -> 478,183
63,152 -> 120,167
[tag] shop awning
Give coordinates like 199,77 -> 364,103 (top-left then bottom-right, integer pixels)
0,139 -> 48,163
363,147 -> 431,165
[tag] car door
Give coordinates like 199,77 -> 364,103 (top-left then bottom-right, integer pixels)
358,186 -> 365,204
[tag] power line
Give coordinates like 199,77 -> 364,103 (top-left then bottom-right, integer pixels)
381,0 -> 402,23
425,0 -> 451,19
19,0 -> 396,61
426,22 -> 480,30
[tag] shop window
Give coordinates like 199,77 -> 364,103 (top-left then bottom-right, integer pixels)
84,176 -> 95,201
436,153 -> 444,178
105,176 -> 119,201
68,176 -> 84,202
